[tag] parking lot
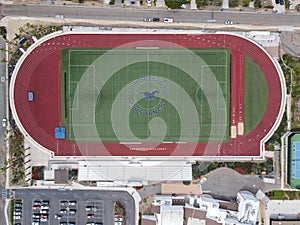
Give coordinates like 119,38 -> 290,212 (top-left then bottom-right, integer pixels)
14,189 -> 135,225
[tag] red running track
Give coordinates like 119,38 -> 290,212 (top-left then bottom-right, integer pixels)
12,33 -> 283,157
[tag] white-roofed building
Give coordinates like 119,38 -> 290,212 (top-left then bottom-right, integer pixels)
158,205 -> 184,225
237,191 -> 260,225
77,160 -> 192,185
187,217 -> 206,225
143,191 -> 260,225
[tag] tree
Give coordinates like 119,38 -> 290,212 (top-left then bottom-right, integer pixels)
254,0 -> 262,8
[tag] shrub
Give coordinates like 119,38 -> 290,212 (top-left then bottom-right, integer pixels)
196,0 -> 208,7
243,0 -> 250,6
165,0 -> 189,9
229,0 -> 239,7
254,0 -> 262,8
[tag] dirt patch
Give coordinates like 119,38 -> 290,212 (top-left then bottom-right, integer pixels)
139,195 -> 154,215
234,167 -> 247,175
83,1 -> 104,6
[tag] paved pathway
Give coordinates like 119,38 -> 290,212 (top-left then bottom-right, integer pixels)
281,31 -> 300,57
201,167 -> 277,200
137,183 -> 161,200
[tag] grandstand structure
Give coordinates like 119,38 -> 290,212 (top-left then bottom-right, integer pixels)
10,30 -> 286,184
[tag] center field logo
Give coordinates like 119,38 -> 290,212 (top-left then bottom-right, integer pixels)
139,90 -> 159,101
128,75 -> 168,116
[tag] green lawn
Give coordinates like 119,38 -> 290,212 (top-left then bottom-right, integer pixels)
61,48 -> 231,142
244,56 -> 269,135
267,190 -> 300,200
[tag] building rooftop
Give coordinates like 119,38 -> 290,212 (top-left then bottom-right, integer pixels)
271,221 -> 300,225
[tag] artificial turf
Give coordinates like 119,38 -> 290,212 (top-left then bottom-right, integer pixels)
61,48 -> 231,142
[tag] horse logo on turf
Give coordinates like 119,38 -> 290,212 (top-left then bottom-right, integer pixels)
139,90 -> 159,101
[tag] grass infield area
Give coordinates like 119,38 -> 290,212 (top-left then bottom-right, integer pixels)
61,48 -> 231,143
244,56 -> 268,135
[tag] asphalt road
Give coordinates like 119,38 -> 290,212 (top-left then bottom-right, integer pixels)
15,189 -> 135,225
2,4 -> 300,27
0,37 -> 6,146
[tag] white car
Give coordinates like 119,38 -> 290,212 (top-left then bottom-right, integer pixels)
164,17 -> 174,23
41,205 -> 49,210
40,217 -> 48,222
55,15 -> 64,19
13,211 -> 22,215
0,76 -> 5,82
69,201 -> 76,206
13,215 -> 21,220
54,214 -> 62,220
147,0 -> 151,6
40,209 -> 48,214
225,20 -> 233,25
2,118 -> 7,127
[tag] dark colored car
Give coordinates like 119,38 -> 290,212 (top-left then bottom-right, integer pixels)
153,18 -> 160,22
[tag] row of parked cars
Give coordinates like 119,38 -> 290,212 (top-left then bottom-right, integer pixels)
143,17 -> 174,23
32,200 -> 50,225
86,205 -> 102,225
13,200 -> 23,224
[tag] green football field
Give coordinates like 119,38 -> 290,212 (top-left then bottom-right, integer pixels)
61,48 -> 231,143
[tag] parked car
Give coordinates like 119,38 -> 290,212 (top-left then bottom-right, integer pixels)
225,20 -> 233,25
69,209 -> 76,214
2,118 -> 7,127
86,206 -> 95,211
32,205 -> 41,210
40,217 -> 48,222
14,203 -> 22,207
60,209 -> 67,214
69,201 -> 76,206
164,17 -> 174,23
14,207 -> 22,212
143,18 -> 151,22
41,205 -> 49,210
32,214 -> 40,219
55,14 -> 64,19
60,201 -> 68,206
87,214 -> 95,219
153,17 -> 160,22
40,209 -> 49,214
54,214 -> 62,220
13,215 -> 21,220
33,201 -> 41,206
42,200 -> 50,206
